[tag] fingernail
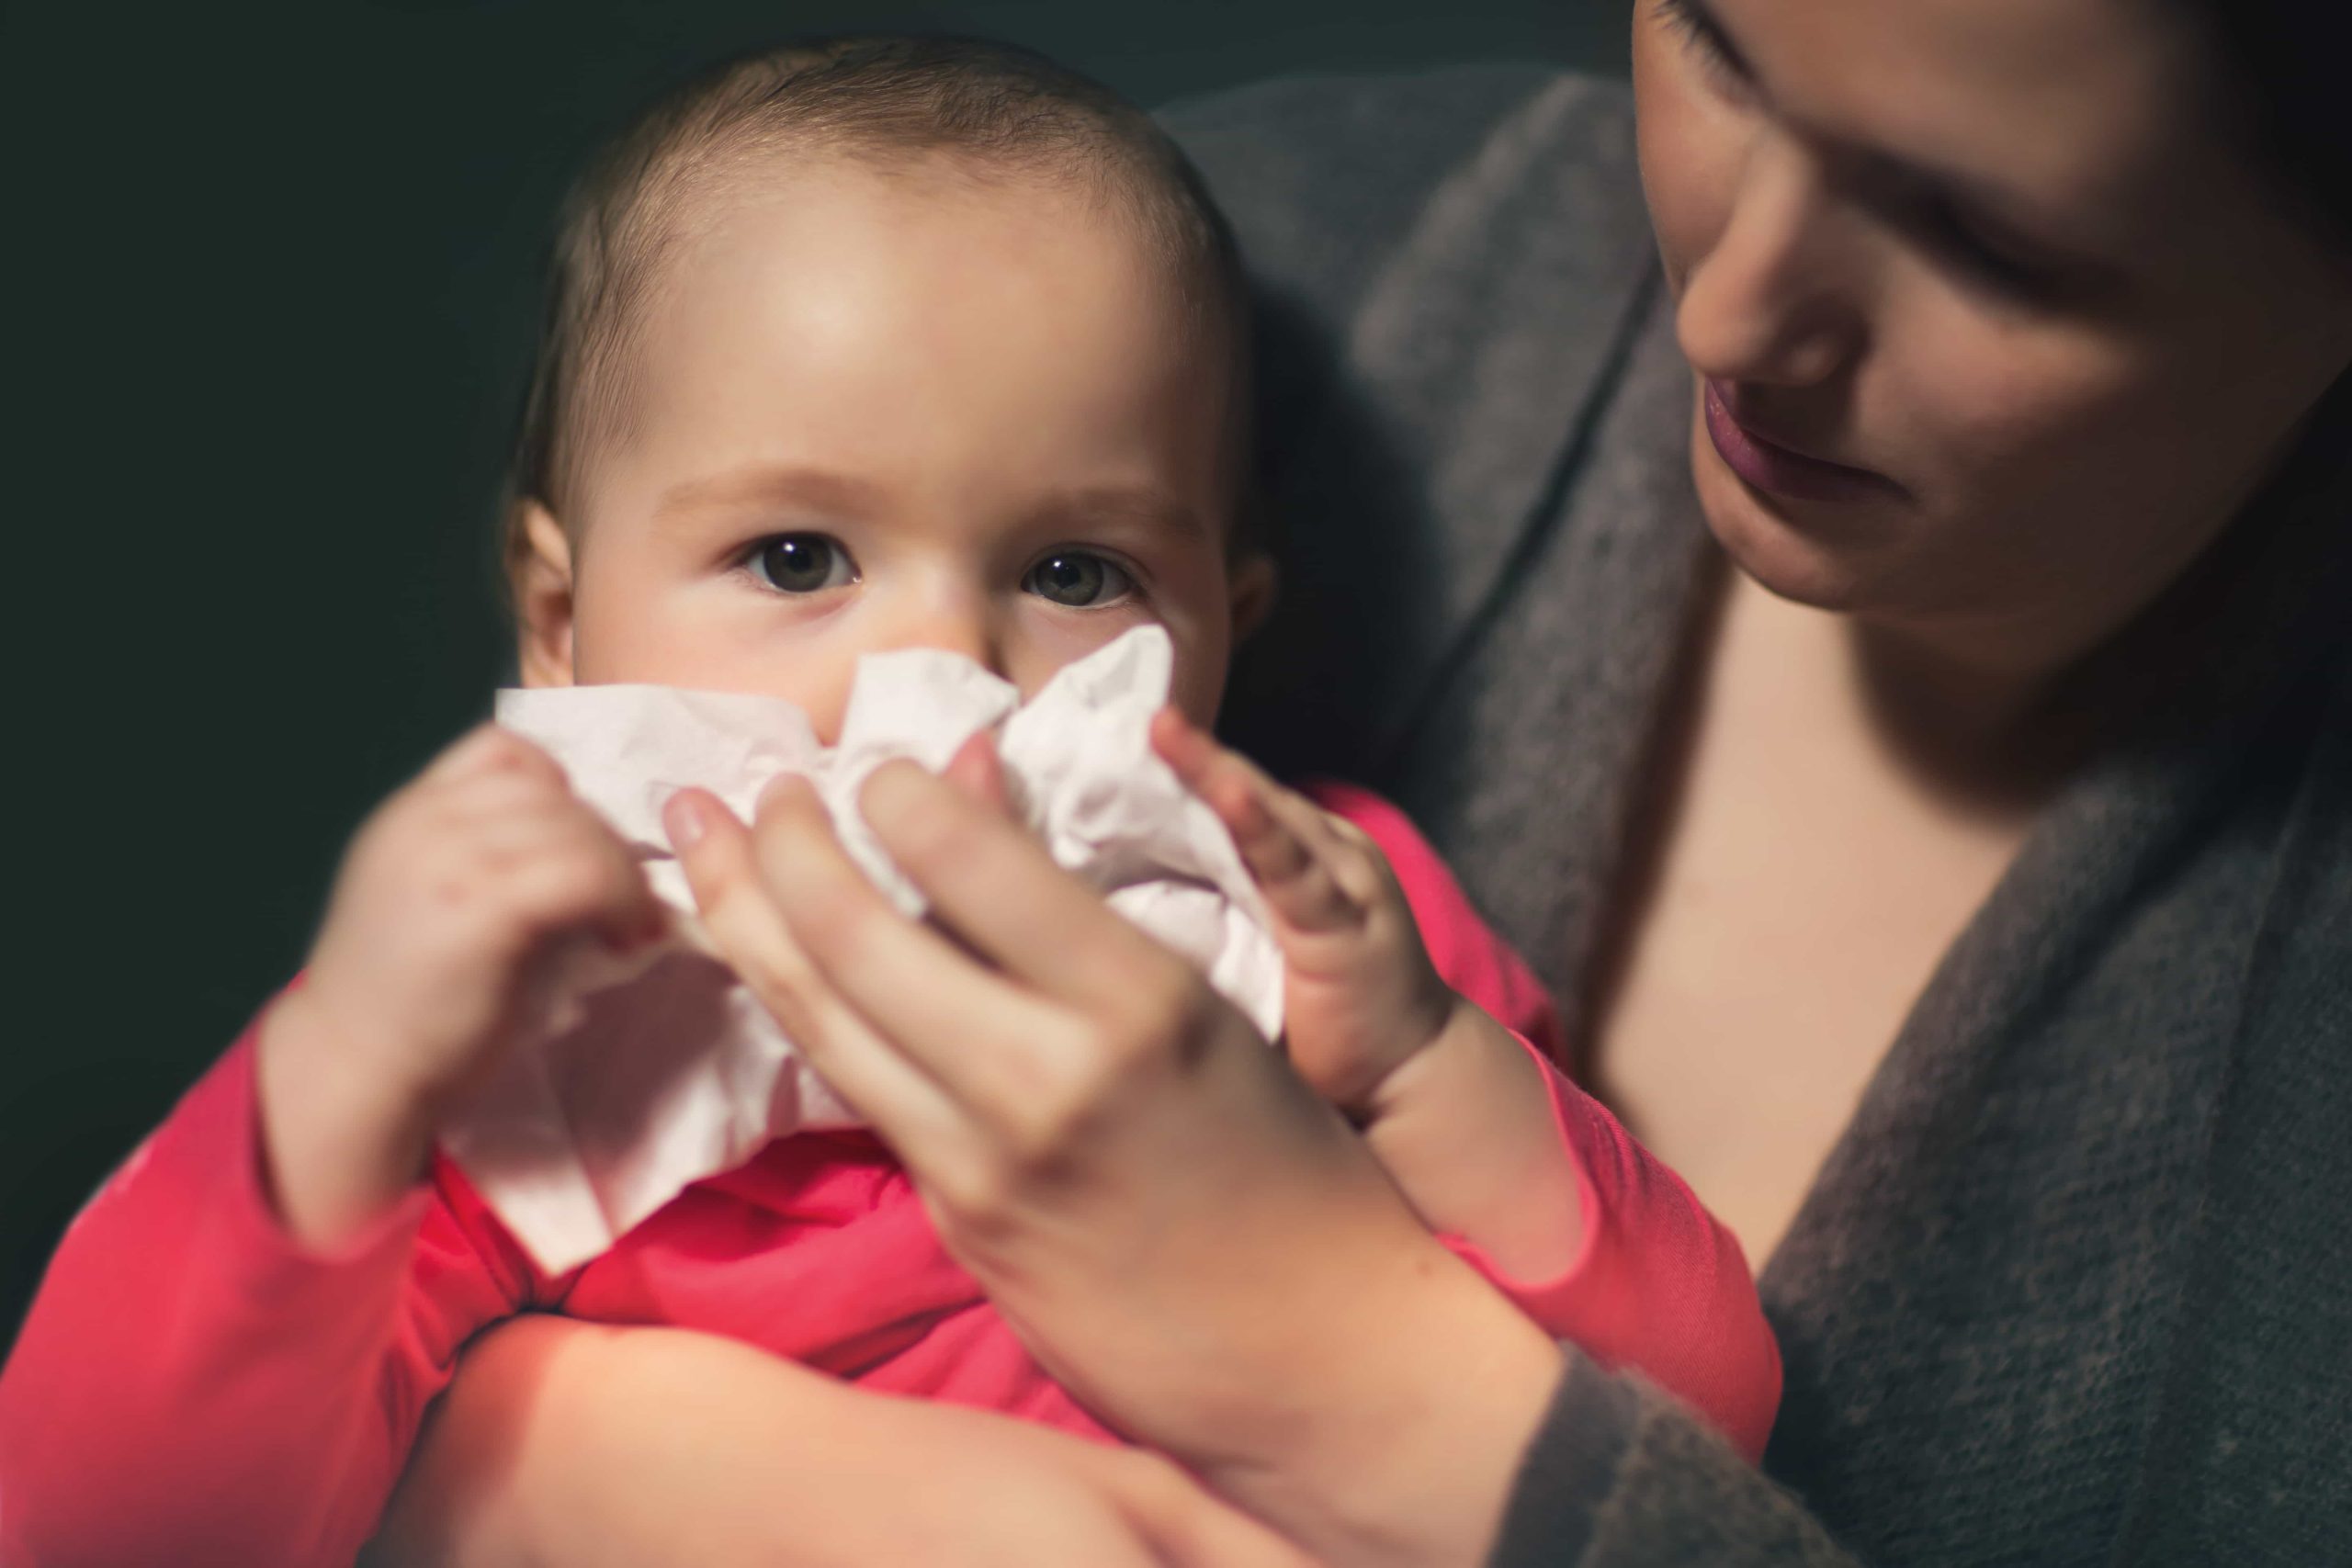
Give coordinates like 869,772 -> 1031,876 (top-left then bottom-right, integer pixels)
859,759 -> 920,818
662,792 -> 708,850
757,773 -> 812,812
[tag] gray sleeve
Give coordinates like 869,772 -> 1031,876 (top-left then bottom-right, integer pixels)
1496,1357 -> 1858,1567
1161,69 -> 1866,1568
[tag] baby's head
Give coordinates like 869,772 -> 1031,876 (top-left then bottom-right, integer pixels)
505,37 -> 1269,739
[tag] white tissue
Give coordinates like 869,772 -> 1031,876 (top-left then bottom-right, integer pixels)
443,626 -> 1283,1273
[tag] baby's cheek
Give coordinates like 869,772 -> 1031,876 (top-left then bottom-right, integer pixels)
799,679 -> 857,747
574,591 -> 862,736
1161,628 -> 1232,727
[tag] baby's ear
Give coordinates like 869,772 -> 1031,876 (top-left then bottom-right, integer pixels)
1227,545 -> 1279,645
511,499 -> 577,687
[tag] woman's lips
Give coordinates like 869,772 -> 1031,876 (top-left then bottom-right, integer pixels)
1702,379 -> 1895,504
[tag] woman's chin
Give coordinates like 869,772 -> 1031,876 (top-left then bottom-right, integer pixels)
1690,428 -> 1887,614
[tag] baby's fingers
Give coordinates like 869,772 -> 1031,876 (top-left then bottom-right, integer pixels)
1150,709 -> 1361,934
416,723 -> 565,790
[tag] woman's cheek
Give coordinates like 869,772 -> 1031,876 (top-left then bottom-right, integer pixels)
1880,276 -> 2142,514
1633,19 -> 1747,299
1880,300 -> 2177,611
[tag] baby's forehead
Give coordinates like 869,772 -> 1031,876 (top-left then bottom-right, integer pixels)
648,142 -> 1203,307
513,39 -> 1247,573
573,149 -> 1243,531
614,149 -> 1227,389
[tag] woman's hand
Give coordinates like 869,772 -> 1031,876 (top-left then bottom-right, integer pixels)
658,746 -> 1564,1565
368,1314 -> 1320,1568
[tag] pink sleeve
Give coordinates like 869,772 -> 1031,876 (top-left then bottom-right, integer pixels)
0,1002 -> 537,1568
1309,784 -> 1782,1462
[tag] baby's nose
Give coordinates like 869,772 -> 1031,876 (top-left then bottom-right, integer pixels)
885,599 -> 1003,674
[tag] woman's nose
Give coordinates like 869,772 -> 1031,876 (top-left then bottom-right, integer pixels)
1675,138 -> 1865,389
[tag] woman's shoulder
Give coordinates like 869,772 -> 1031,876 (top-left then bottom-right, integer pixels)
1159,65 -> 1646,328
1164,65 -> 1690,807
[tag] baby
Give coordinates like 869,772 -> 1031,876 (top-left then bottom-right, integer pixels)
0,37 -> 1778,1566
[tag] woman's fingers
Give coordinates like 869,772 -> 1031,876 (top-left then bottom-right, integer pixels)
855,761 -> 1193,1015
942,728 -> 1013,815
1150,708 -> 1364,935
737,776 -> 1078,1115
662,786 -> 967,1146
669,777 -> 1093,1175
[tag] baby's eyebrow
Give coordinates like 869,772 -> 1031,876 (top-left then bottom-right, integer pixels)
1035,486 -> 1207,542
655,464 -> 888,521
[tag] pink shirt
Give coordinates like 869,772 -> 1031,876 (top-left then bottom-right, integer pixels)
0,784 -> 1779,1567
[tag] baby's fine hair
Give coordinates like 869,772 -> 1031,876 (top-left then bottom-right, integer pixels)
504,34 -> 1249,570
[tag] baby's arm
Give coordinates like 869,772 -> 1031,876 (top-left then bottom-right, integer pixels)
1152,711 -> 1581,1269
0,1023 -> 532,1567
0,725 -> 657,1565
1154,713 -> 1781,1460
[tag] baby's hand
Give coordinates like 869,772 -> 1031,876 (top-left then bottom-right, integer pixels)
257,725 -> 662,1247
1154,713 -> 1583,1279
1149,711 -> 1459,1116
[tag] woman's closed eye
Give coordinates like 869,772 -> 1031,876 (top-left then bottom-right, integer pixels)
748,533 -> 859,594
1655,0 -> 1753,97
1023,549 -> 1136,609
1893,186 -> 2092,307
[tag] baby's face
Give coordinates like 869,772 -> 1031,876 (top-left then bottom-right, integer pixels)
517,157 -> 1253,739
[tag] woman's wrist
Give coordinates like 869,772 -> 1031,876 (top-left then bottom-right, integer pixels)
1196,1237 -> 1566,1568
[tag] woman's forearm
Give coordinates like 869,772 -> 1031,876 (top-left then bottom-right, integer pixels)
368,1315 -> 682,1568
369,1315 -> 909,1568
367,1315 -> 1327,1568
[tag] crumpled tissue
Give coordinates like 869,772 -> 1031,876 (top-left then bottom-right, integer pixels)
441,626 -> 1283,1272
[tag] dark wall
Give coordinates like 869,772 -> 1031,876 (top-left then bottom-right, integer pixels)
1,1 -> 1630,1337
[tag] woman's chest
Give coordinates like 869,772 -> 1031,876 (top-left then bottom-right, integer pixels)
1588,832 -> 2013,1269
1577,627 -> 2033,1266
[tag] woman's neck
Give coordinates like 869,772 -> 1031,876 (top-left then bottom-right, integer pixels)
1848,615 -> 2108,817
1721,576 -> 2115,825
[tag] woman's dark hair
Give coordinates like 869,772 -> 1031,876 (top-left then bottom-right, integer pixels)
2177,0 -> 2352,250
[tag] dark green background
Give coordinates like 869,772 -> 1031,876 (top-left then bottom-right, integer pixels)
0,1 -> 1629,1339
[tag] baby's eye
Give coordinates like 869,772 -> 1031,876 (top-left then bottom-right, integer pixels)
751,534 -> 857,594
1023,550 -> 1135,609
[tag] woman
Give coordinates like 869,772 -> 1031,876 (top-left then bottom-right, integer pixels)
376,0 -> 2351,1562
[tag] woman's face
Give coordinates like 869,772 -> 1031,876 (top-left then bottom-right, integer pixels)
1634,0 -> 2352,673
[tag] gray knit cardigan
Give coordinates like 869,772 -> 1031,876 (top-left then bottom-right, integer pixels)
1163,68 -> 2352,1568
